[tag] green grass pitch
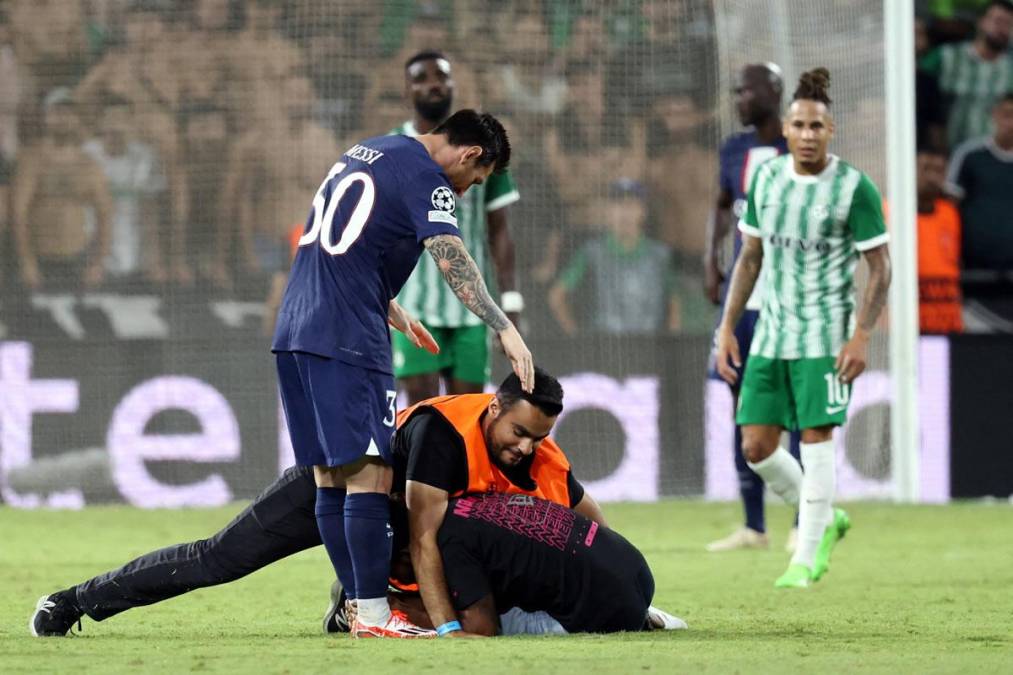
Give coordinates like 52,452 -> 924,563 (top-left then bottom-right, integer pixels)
2,500 -> 1011,674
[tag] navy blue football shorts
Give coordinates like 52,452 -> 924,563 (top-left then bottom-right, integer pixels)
276,351 -> 396,467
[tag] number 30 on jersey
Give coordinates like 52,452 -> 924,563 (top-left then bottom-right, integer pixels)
299,161 -> 376,255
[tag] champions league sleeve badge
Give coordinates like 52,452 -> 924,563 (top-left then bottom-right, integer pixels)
428,186 -> 458,226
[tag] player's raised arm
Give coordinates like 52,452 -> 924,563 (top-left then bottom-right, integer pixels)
410,110 -> 533,392
424,233 -> 533,392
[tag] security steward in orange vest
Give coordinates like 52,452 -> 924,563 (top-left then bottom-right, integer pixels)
389,367 -> 607,638
31,368 -> 609,638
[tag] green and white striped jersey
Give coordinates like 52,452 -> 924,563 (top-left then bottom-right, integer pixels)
390,121 -> 520,327
921,42 -> 1013,148
738,154 -> 888,360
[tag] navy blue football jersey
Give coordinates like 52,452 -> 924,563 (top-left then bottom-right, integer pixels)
272,135 -> 461,373
718,130 -> 788,270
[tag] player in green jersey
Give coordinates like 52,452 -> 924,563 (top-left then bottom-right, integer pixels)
714,68 -> 892,589
391,51 -> 522,403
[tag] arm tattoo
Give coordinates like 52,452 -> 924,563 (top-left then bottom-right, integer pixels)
857,246 -> 892,333
720,236 -> 763,329
425,234 -> 510,332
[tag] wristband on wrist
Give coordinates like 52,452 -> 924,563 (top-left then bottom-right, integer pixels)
436,620 -> 462,636
501,290 -> 524,313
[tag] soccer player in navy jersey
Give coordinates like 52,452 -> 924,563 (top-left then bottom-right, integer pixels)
271,110 -> 534,638
704,64 -> 802,553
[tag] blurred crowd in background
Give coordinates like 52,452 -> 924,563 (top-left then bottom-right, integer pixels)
915,0 -> 1013,332
0,0 -> 1010,339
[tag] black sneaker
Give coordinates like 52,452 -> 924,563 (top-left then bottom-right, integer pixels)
322,579 -> 350,634
30,591 -> 83,637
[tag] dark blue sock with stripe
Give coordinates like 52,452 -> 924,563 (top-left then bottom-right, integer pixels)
315,487 -> 356,599
344,492 -> 392,600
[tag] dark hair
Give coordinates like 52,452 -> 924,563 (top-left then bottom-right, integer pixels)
997,91 -> 1013,106
793,67 -> 832,106
986,0 -> 1013,15
497,366 -> 564,417
432,109 -> 511,172
405,50 -> 448,73
755,62 -> 784,98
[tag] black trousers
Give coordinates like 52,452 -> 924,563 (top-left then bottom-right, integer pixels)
75,466 -> 321,621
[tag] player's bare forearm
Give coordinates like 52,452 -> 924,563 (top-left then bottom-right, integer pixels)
704,194 -> 733,267
704,204 -> 732,304
425,234 -> 510,332
573,491 -> 608,528
719,234 -> 763,331
856,244 -> 892,334
486,209 -> 516,293
406,480 -> 458,628
410,533 -> 458,627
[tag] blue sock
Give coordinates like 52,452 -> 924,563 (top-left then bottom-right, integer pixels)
735,425 -> 766,533
315,488 -> 356,599
344,492 -> 392,600
788,431 -> 802,527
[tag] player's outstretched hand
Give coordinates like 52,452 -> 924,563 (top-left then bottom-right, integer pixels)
835,328 -> 869,385
714,326 -> 741,386
444,631 -> 486,638
498,323 -> 534,392
388,299 -> 440,355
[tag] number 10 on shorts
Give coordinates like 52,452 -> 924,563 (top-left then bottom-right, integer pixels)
824,372 -> 851,408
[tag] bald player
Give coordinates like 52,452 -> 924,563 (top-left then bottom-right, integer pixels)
391,51 -> 522,404
704,63 -> 801,553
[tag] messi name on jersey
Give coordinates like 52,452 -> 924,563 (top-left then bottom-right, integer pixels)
344,143 -> 385,165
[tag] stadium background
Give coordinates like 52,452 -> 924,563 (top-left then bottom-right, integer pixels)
0,0 -> 1006,509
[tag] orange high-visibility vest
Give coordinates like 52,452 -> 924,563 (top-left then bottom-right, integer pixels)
397,393 -> 572,505
917,199 -> 963,334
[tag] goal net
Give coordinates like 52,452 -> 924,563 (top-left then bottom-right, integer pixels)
0,1 -> 938,508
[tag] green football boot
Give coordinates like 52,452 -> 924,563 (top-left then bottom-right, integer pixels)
774,563 -> 812,589
811,508 -> 851,582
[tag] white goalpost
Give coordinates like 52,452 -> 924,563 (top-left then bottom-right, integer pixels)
884,0 -> 921,502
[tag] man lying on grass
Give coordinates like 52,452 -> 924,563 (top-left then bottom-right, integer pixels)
326,490 -> 682,636
32,369 -> 684,637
